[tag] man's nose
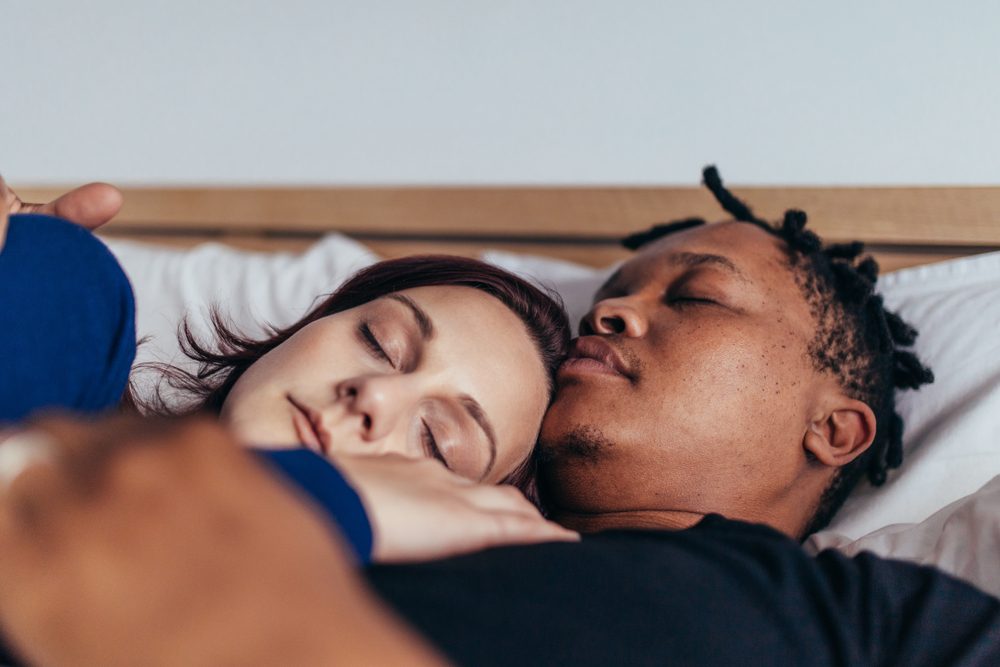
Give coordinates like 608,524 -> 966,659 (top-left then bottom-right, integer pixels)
580,297 -> 648,338
335,375 -> 413,443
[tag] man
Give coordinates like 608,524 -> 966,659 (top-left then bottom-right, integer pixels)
1,169 -> 997,665
537,169 -> 930,539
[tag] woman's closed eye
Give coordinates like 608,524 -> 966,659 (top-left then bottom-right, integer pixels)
420,419 -> 448,468
357,323 -> 395,367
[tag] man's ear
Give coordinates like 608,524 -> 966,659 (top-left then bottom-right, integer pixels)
803,399 -> 877,468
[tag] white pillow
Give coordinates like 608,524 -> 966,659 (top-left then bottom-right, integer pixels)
104,234 -> 378,399
807,473 -> 1000,598
480,250 -> 618,332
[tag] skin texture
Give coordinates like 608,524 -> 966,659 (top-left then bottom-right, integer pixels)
539,221 -> 877,537
220,286 -> 550,485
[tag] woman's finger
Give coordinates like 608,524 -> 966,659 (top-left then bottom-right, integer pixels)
480,511 -> 580,548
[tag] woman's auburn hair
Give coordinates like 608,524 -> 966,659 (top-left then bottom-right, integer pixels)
128,254 -> 571,499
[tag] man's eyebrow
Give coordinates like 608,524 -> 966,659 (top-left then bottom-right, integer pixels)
458,394 -> 498,477
386,294 -> 434,339
668,251 -> 750,282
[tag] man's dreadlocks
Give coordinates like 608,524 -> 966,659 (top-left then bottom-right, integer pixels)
622,167 -> 935,536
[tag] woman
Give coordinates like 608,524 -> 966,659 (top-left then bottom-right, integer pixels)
0,178 -> 575,564
134,254 -> 569,496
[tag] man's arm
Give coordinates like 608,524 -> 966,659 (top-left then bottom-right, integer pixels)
0,416 -> 447,666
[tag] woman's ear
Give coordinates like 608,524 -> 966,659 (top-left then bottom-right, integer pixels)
803,399 -> 877,468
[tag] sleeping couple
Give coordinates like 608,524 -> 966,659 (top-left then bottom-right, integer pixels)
1,169 -> 998,666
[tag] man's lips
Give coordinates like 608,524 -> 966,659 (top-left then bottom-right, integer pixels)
558,336 -> 633,381
286,394 -> 331,456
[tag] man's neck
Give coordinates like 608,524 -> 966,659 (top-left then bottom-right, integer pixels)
550,508 -> 707,533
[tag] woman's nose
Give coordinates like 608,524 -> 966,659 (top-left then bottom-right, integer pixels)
336,375 -> 412,443
580,297 -> 648,338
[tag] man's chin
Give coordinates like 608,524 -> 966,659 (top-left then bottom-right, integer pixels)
538,423 -> 614,464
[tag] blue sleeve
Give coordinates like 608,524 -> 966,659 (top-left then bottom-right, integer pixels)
0,214 -> 136,424
252,448 -> 374,564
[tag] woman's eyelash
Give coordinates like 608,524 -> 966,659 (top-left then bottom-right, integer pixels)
420,419 -> 448,468
359,323 -> 393,366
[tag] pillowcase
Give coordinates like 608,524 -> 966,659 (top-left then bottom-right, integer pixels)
480,250 -> 618,332
807,473 -> 1000,598
103,234 -> 378,398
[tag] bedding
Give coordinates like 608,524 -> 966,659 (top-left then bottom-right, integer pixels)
106,234 -> 1000,592
105,235 -> 377,399
807,473 -> 1000,598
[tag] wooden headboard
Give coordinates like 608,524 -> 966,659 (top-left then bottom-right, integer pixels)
20,185 -> 1000,271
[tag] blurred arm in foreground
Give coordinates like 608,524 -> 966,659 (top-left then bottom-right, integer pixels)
0,415 -> 446,667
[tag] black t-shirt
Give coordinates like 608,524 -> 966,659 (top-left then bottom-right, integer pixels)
367,515 -> 1000,666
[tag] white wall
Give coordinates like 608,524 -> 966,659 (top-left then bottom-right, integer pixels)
3,1 -> 998,185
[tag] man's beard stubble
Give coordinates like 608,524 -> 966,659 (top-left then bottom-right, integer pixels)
538,424 -> 615,465
536,424 -> 616,515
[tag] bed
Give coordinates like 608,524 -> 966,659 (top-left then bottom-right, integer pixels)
19,181 -> 1000,595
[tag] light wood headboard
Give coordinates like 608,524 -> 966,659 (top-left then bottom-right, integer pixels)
20,185 -> 1000,272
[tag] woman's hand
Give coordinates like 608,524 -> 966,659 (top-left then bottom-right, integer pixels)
0,416 -> 446,666
0,174 -> 123,251
332,453 -> 579,563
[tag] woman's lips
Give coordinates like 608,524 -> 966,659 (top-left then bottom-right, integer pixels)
286,394 -> 329,456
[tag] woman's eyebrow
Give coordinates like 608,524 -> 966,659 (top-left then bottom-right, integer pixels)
458,394 -> 498,476
386,294 -> 435,339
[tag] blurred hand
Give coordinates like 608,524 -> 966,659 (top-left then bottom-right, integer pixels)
0,415 -> 444,667
333,453 -> 579,563
0,173 -> 123,251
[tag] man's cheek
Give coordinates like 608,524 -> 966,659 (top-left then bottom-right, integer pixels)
661,348 -> 777,418
654,341 -> 751,392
